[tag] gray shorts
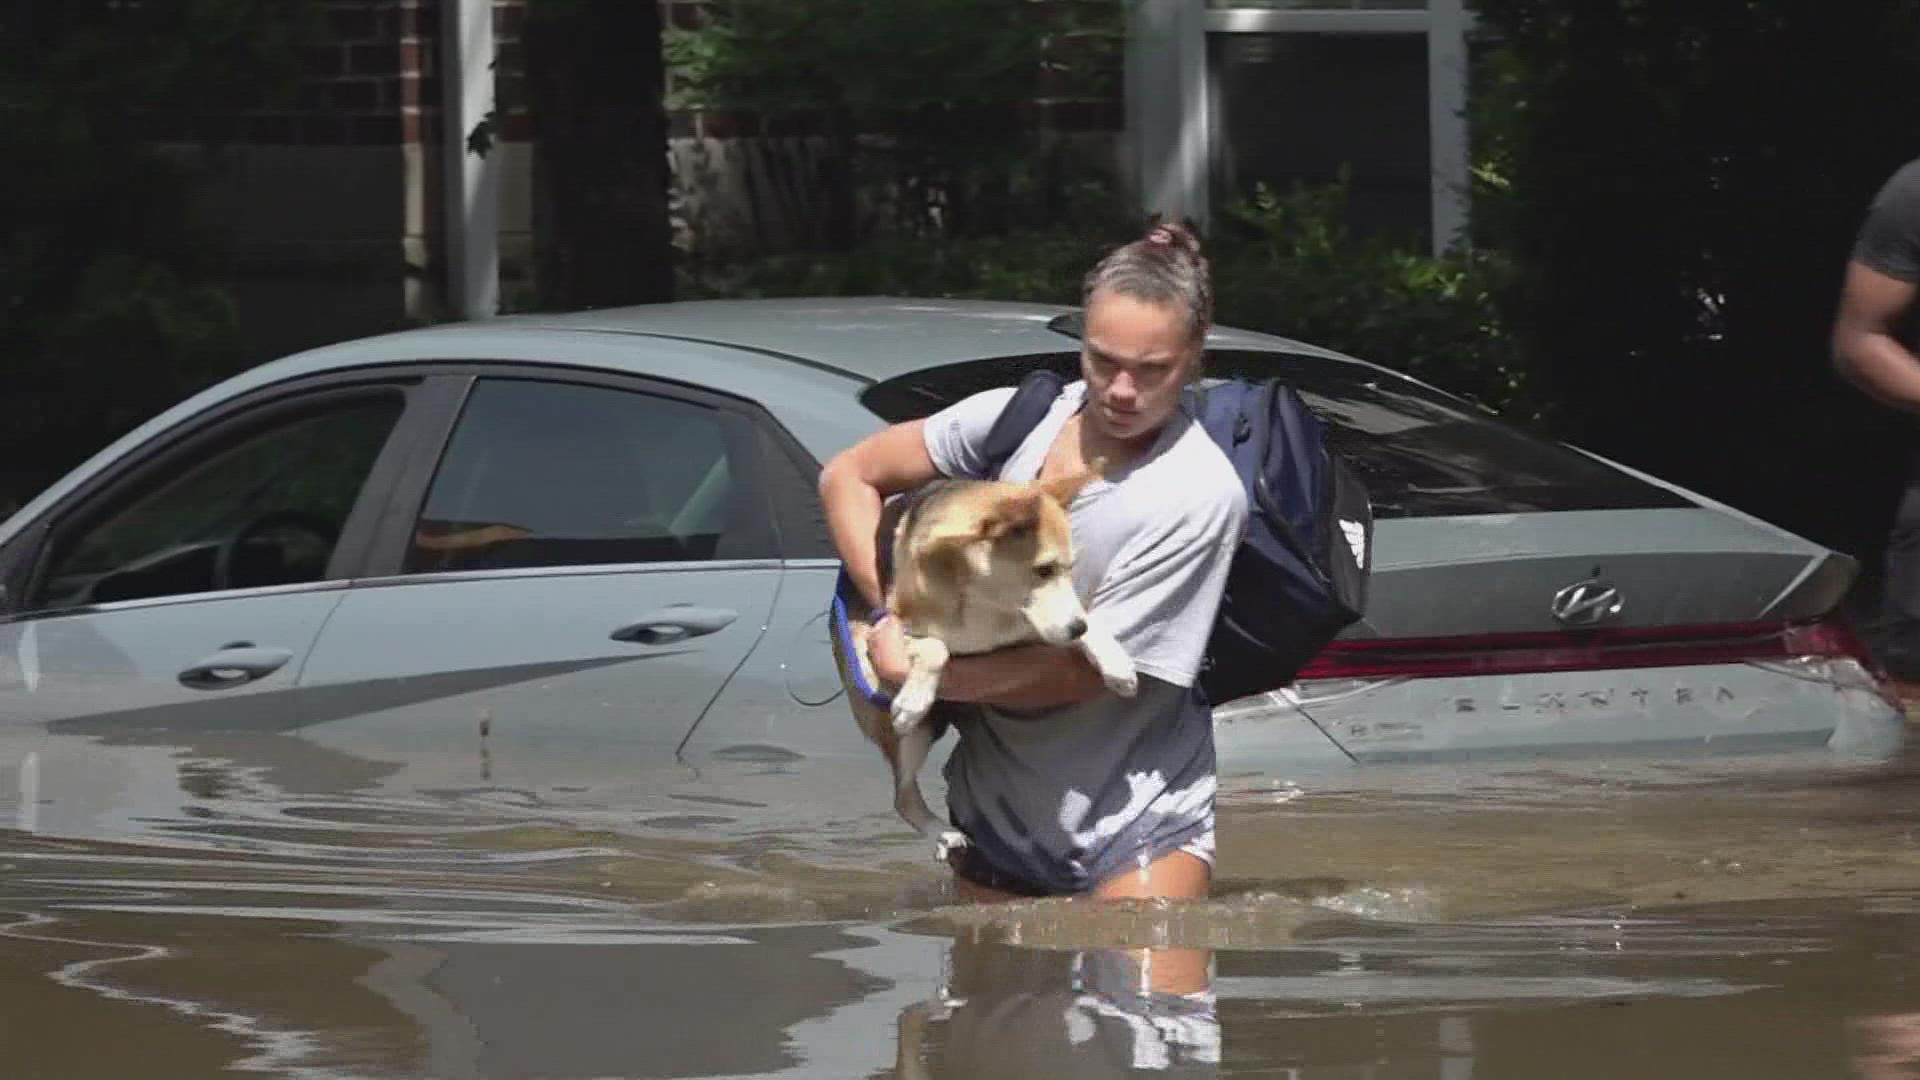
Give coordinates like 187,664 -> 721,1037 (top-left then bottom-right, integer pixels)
942,681 -> 1220,897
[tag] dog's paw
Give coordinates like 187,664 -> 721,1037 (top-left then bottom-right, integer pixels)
934,830 -> 970,863
890,705 -> 928,736
1078,627 -> 1139,698
890,686 -> 935,732
925,987 -> 969,1019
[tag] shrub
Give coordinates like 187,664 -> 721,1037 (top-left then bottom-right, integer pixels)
681,176 -> 1532,418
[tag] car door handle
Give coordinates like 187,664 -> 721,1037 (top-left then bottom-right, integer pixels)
610,606 -> 739,645
178,644 -> 294,691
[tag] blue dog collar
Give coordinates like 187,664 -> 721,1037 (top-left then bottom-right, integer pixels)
830,568 -> 893,710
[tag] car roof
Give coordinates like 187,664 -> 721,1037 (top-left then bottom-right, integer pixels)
282,297 -> 1359,386
0,298 -> 1397,541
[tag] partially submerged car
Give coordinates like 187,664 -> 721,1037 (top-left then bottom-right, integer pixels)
0,299 -> 1900,778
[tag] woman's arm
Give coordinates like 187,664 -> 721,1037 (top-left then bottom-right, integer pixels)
867,626 -> 1107,711
818,420 -> 941,609
832,419 -> 1109,711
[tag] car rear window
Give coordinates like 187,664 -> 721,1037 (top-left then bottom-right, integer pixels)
858,349 -> 1694,519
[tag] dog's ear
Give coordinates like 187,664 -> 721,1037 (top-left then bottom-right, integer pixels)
963,539 -> 994,578
1037,458 -> 1105,509
919,531 -> 995,579
917,492 -> 1031,551
977,490 -> 1041,540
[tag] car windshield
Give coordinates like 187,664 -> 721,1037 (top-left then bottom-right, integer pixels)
858,349 -> 1693,518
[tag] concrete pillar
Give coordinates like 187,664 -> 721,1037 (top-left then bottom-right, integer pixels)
1126,0 -> 1211,228
442,0 -> 500,318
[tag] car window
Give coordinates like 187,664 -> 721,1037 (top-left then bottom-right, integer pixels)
857,349 -> 1693,518
406,378 -> 772,573
31,394 -> 406,610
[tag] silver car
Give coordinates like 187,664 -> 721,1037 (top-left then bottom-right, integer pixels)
0,298 -> 1901,774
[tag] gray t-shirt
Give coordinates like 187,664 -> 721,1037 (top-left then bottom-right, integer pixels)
1853,157 -> 1920,352
923,380 -> 1247,894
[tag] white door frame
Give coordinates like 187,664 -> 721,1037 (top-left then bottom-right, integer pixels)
1127,2 -> 1474,256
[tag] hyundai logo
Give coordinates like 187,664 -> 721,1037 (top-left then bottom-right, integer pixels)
1551,579 -> 1624,627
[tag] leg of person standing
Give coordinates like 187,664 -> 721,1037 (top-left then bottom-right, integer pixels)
1833,157 -> 1920,699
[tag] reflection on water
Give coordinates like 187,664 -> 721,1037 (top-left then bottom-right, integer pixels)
6,725 -> 1920,1076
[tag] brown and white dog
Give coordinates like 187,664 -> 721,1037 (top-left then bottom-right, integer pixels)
833,466 -> 1139,860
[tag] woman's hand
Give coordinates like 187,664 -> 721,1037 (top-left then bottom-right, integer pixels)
866,615 -> 911,688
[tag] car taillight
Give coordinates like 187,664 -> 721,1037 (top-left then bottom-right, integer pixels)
1293,618 -> 1885,682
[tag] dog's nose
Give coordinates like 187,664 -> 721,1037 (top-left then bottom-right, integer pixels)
1067,617 -> 1087,640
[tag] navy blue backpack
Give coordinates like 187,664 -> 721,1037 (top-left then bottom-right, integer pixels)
980,368 -> 1375,705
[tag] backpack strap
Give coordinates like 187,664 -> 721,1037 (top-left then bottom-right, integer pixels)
979,369 -> 1066,478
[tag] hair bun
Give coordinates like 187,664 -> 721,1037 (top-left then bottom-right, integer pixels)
1143,216 -> 1204,259
1082,214 -> 1214,339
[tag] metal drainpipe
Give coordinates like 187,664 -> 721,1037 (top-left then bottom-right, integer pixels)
441,0 -> 500,319
1427,0 -> 1471,257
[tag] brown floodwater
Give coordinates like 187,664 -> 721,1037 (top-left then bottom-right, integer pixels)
6,724 -> 1920,1078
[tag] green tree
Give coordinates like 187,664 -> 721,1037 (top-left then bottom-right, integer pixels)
666,0 -> 1125,251
517,0 -> 674,308
0,0 -> 308,508
1470,0 -> 1920,555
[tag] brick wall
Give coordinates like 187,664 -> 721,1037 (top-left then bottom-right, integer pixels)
173,0 -> 443,146
216,0 -> 513,149
178,0 -> 1122,356
242,1 -> 1119,146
